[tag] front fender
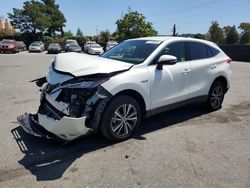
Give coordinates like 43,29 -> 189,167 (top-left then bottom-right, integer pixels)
101,67 -> 150,110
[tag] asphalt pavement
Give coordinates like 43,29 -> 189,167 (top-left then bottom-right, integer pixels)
0,52 -> 249,187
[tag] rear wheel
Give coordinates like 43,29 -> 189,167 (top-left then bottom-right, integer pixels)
100,95 -> 141,142
204,81 -> 225,111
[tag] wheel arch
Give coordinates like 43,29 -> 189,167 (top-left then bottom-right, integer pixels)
114,89 -> 147,117
212,76 -> 228,92
92,89 -> 147,132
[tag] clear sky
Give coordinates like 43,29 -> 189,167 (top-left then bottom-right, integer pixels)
0,0 -> 250,35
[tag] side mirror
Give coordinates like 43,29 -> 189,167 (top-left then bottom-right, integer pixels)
156,55 -> 177,70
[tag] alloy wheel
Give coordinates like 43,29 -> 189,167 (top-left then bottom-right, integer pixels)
211,85 -> 224,109
111,104 -> 138,137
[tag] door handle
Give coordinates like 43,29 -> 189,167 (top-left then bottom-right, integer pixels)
182,69 -> 191,75
211,64 -> 217,69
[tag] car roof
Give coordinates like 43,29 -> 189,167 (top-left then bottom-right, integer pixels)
86,41 -> 96,44
1,39 -> 15,42
31,42 -> 41,45
129,36 -> 218,48
66,39 -> 77,42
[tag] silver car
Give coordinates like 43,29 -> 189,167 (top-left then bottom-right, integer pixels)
29,42 -> 44,52
88,44 -> 104,55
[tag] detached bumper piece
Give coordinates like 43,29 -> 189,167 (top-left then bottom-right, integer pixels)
17,112 -> 89,143
17,113 -> 67,143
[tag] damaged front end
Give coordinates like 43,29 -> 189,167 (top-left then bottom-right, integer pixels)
17,65 -> 112,143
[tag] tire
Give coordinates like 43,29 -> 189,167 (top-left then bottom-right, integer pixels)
100,95 -> 142,142
204,81 -> 226,111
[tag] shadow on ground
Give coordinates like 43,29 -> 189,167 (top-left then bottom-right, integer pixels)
11,103 -> 208,181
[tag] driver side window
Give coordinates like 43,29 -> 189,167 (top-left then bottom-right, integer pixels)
155,42 -> 186,63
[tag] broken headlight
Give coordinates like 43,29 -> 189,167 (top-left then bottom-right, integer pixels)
55,78 -> 109,117
51,78 -> 108,94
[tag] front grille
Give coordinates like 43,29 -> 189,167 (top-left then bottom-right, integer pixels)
0,45 -> 8,49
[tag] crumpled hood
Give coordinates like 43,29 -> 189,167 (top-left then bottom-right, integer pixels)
54,52 -> 132,77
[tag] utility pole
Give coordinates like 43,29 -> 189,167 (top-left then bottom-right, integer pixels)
172,24 -> 178,36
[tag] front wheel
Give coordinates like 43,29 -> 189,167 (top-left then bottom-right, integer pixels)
204,81 -> 226,111
100,95 -> 141,142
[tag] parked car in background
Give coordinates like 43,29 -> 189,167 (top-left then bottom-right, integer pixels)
33,41 -> 45,51
67,43 -> 82,53
64,39 -> 78,52
88,43 -> 104,55
47,43 -> 62,54
106,41 -> 118,51
84,41 -> 96,52
0,39 -> 18,53
17,36 -> 232,143
16,41 -> 27,52
29,42 -> 44,52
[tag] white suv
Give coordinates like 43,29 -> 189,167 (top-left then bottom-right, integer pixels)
18,37 -> 231,143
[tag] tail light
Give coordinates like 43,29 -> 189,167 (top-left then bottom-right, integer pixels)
227,58 -> 232,64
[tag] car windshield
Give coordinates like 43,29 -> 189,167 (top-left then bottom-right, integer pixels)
49,43 -> 60,48
91,44 -> 101,48
0,40 -> 14,44
70,44 -> 80,48
33,41 -> 43,45
67,41 -> 77,44
101,40 -> 161,64
31,43 -> 40,46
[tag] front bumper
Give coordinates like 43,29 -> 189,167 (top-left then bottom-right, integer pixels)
48,49 -> 61,54
90,50 -> 103,55
17,112 -> 89,142
0,48 -> 16,53
29,48 -> 42,52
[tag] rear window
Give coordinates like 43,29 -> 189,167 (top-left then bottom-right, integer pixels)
187,42 -> 220,60
187,42 -> 208,60
209,46 -> 220,56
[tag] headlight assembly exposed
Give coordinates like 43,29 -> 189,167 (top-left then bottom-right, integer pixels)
51,78 -> 108,94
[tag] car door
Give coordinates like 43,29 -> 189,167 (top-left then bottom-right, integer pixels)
147,42 -> 191,110
186,42 -> 218,98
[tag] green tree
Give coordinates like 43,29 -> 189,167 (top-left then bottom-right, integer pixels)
223,26 -> 232,36
194,33 -> 206,39
208,21 -> 225,44
239,31 -> 250,44
238,23 -> 250,32
8,0 -> 44,34
115,11 -> 158,41
76,28 -> 83,36
64,30 -> 73,38
76,36 -> 87,46
98,30 -> 111,43
225,26 -> 239,44
8,0 -> 66,36
238,22 -> 250,44
42,0 -> 66,36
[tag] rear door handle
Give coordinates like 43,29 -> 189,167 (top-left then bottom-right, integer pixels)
182,69 -> 191,75
211,64 -> 217,69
